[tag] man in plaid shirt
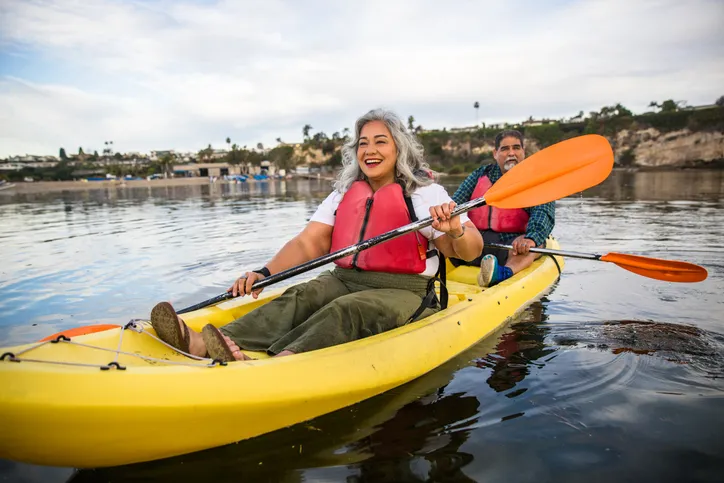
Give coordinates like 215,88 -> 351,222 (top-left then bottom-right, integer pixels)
451,130 -> 555,287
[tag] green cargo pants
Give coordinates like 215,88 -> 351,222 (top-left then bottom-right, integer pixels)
219,267 -> 439,355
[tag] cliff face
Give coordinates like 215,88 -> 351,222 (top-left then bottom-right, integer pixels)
615,128 -> 724,168
437,128 -> 724,170
293,112 -> 724,170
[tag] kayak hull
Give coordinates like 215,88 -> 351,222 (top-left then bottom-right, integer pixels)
0,239 -> 563,468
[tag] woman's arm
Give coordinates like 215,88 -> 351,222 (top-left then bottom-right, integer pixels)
430,202 -> 483,261
230,221 -> 333,298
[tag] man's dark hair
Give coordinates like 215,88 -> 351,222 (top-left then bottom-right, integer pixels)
494,130 -> 524,150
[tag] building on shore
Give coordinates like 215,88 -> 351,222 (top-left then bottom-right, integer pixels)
172,162 -> 243,178
172,161 -> 283,178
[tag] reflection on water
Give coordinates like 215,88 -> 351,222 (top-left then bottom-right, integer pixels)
582,169 -> 724,201
2,171 -> 724,482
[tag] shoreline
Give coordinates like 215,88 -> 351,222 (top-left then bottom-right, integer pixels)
0,175 -> 337,195
2,164 -> 722,195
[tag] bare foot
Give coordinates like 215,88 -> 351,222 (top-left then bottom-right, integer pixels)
181,317 -> 207,358
222,335 -> 254,361
151,301 -> 206,357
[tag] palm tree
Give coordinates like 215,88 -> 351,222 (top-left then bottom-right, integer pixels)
303,124 -> 312,140
474,101 -> 480,123
159,152 -> 175,178
276,137 -> 283,144
407,115 -> 415,131
226,137 -> 231,152
257,142 -> 264,152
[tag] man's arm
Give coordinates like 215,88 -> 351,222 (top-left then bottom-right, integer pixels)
524,201 -> 555,246
451,166 -> 486,205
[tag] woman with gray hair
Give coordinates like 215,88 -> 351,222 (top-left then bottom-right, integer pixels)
150,109 -> 483,362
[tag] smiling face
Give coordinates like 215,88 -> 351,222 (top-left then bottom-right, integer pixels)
494,135 -> 526,173
357,120 -> 398,189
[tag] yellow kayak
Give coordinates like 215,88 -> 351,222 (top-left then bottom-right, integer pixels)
0,239 -> 563,468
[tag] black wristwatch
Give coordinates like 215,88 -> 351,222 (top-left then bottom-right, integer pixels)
253,267 -> 271,278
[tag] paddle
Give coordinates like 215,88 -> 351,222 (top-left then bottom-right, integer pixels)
175,134 -> 614,314
486,243 -> 708,283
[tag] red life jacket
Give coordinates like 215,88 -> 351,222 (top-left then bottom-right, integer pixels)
468,175 -> 529,233
331,181 -> 430,274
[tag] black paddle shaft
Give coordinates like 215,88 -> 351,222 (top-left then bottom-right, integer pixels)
177,196 -> 488,314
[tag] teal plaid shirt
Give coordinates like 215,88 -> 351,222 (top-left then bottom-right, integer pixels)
451,164 -> 555,246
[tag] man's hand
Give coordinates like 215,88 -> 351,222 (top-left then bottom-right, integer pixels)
511,235 -> 536,255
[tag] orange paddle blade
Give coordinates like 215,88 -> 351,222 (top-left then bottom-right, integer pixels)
39,324 -> 120,342
600,253 -> 708,283
485,134 -> 614,208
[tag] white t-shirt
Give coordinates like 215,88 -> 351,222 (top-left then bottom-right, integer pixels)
310,183 -> 470,277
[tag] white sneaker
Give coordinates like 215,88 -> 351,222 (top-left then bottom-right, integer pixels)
477,254 -> 498,288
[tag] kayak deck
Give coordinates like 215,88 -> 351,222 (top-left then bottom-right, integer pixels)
0,239 -> 563,468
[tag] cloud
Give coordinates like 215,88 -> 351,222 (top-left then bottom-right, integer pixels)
0,0 -> 722,156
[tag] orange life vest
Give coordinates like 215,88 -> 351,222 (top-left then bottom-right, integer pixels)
331,181 -> 430,274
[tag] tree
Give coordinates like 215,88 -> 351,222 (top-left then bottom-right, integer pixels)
648,101 -> 659,111
226,137 -> 231,151
268,145 -> 295,171
159,152 -> 175,177
276,137 -> 283,144
103,141 -> 114,157
198,144 -> 214,162
474,101 -> 480,123
59,148 -> 68,160
716,96 -> 724,108
660,99 -> 679,112
327,150 -> 342,168
257,142 -> 264,152
614,103 -> 632,117
303,124 -> 313,139
322,139 -> 336,156
226,144 -> 243,165
408,115 -> 415,131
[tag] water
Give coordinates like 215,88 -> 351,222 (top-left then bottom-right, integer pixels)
1,171 -> 723,482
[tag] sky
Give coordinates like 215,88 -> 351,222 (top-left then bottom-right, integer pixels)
0,0 -> 722,158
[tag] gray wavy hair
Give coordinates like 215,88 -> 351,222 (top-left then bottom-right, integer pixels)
333,109 -> 434,194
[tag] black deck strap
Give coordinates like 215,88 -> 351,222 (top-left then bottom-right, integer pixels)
438,252 -> 448,310
406,269 -> 449,324
51,335 -> 71,343
1,352 -> 19,362
101,362 -> 127,371
402,189 -> 418,222
545,254 -> 562,276
542,237 -> 562,276
406,280 -> 438,324
210,359 -> 228,367
400,183 -> 440,263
